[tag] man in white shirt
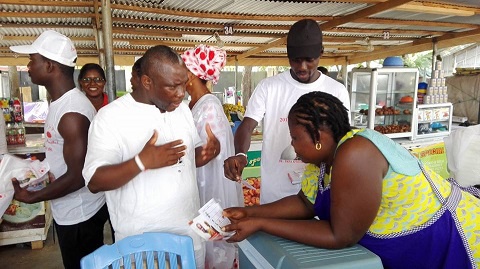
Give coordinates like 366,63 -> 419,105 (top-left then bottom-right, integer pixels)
224,19 -> 351,204
82,45 -> 220,269
10,30 -> 108,269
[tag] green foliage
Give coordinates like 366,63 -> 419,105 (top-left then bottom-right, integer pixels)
403,51 -> 432,69
403,51 -> 433,78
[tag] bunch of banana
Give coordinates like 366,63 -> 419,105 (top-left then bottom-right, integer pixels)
223,104 -> 245,122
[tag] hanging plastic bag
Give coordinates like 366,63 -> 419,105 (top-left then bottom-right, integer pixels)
0,156 -> 14,218
0,154 -> 50,216
444,125 -> 480,187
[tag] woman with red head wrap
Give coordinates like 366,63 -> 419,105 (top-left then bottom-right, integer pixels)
182,45 -> 242,269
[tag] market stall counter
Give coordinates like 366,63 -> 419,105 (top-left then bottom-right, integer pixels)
7,133 -> 45,156
1,133 -> 51,249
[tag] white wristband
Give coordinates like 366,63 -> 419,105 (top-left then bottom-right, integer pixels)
235,152 -> 247,159
134,155 -> 146,171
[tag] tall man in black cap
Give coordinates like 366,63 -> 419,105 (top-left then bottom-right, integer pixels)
224,19 -> 351,204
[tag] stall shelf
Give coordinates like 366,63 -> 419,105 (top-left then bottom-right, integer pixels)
7,133 -> 45,155
0,202 -> 51,249
1,133 -> 51,249
414,103 -> 453,140
350,67 -> 419,140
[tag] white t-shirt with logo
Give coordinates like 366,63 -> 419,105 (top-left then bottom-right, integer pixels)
244,70 -> 350,204
45,88 -> 105,225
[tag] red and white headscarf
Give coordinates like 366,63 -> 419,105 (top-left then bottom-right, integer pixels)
181,44 -> 226,84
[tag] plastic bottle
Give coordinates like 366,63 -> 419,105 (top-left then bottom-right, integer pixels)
7,123 -> 17,145
13,98 -> 23,122
13,123 -> 19,145
16,122 -> 25,144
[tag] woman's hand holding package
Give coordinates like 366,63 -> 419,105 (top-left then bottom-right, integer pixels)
223,207 -> 261,242
223,206 -> 248,220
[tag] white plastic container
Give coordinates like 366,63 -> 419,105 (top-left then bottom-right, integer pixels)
238,232 -> 383,269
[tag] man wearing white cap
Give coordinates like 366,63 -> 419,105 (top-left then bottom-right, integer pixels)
10,30 -> 108,269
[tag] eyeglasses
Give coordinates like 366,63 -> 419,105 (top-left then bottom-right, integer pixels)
80,77 -> 105,84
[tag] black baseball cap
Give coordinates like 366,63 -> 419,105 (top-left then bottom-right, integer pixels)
287,19 -> 323,59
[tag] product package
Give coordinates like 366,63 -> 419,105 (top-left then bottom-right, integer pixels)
189,198 -> 235,241
0,154 -> 50,216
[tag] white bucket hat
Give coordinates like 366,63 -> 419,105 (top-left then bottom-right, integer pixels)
10,30 -> 77,67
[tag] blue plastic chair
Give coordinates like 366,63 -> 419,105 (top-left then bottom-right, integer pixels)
80,232 -> 196,269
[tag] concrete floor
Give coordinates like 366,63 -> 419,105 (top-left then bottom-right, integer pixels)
0,223 -> 113,269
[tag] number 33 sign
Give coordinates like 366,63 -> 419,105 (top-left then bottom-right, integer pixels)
224,24 -> 234,35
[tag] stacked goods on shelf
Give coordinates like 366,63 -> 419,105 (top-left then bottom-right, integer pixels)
360,105 -> 413,134
416,105 -> 451,136
2,98 -> 25,145
350,67 -> 419,140
6,123 -> 25,145
424,61 -> 448,104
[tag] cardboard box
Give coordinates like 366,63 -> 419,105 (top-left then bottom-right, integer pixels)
238,232 -> 383,269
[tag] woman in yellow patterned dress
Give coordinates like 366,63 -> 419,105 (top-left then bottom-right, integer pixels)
224,91 -> 480,268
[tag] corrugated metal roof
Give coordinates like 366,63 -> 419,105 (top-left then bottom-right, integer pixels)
0,0 -> 479,66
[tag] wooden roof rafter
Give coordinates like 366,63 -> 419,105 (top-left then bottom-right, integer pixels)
0,0 -> 479,66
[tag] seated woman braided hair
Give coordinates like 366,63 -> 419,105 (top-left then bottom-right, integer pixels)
223,91 -> 480,268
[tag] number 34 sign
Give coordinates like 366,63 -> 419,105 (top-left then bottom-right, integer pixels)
224,24 -> 234,35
